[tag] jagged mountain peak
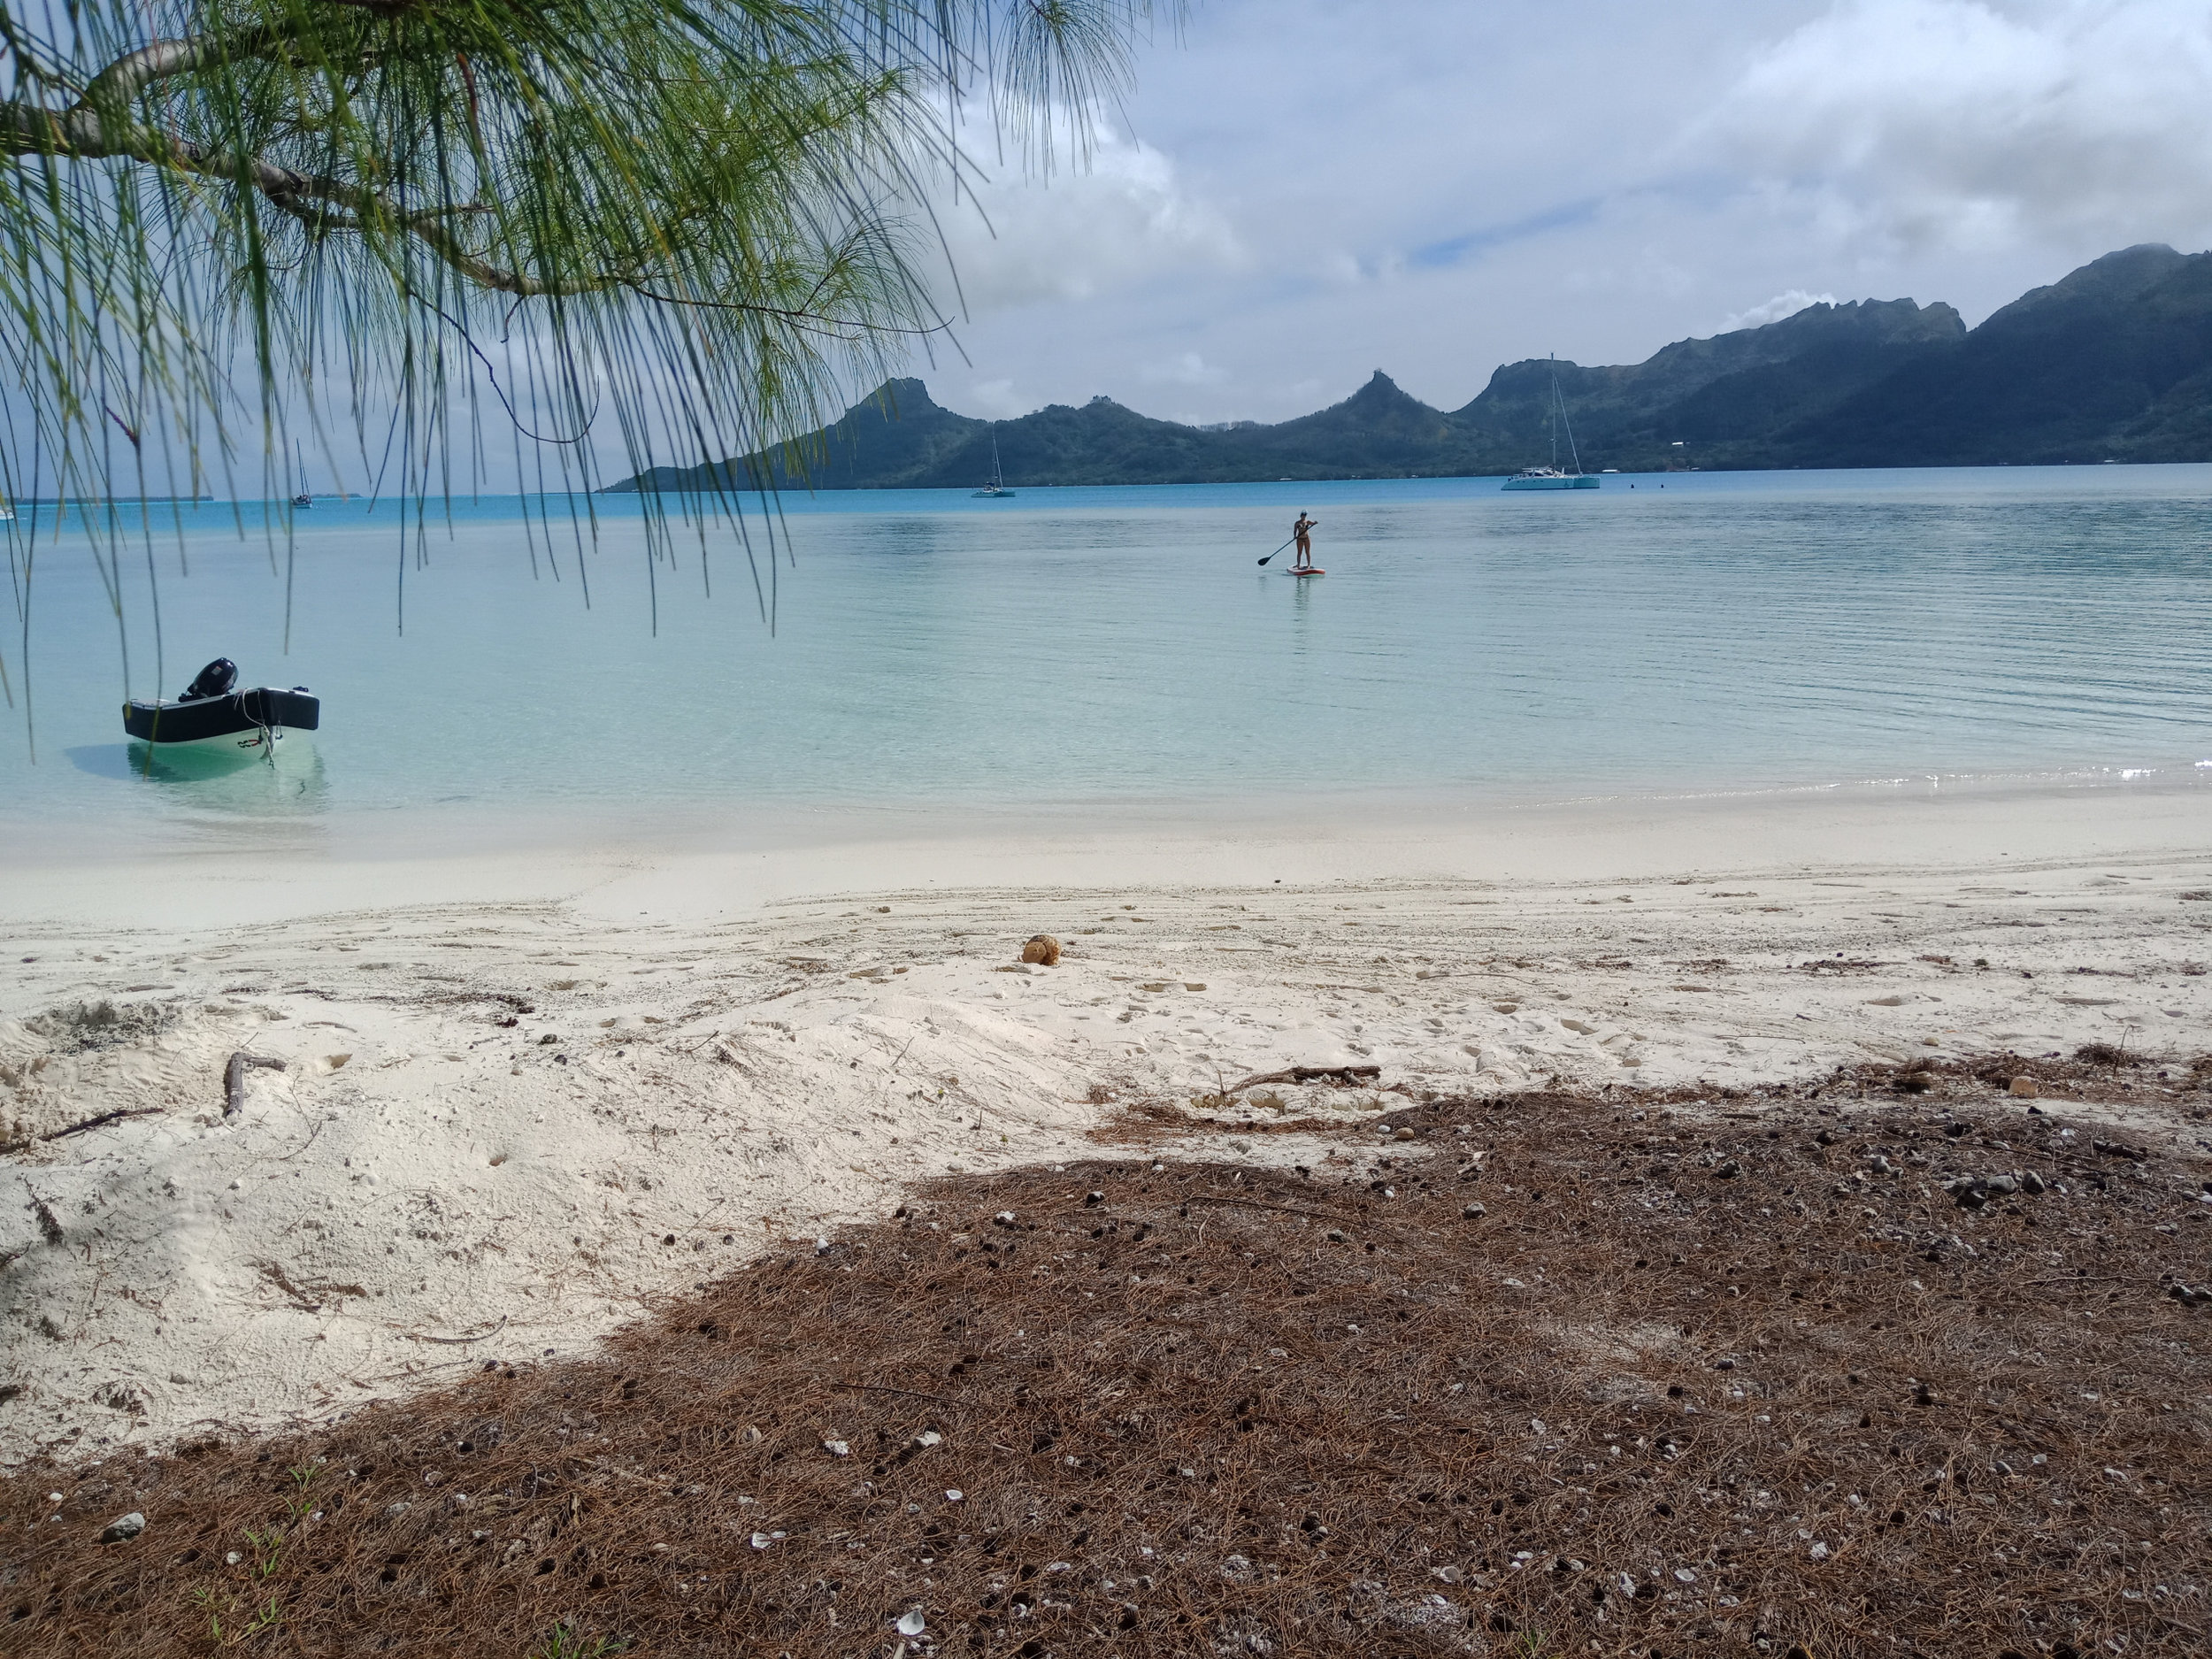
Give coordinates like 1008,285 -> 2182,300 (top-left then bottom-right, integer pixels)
605,244 -> 2212,491
836,377 -> 940,420
1755,296 -> 1962,342
1307,369 -> 1438,419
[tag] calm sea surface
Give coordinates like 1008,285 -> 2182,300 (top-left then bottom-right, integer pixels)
5,466 -> 2212,831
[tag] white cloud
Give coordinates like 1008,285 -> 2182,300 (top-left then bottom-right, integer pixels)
928,125 -> 1244,315
868,3 -> 2212,434
959,378 -> 1032,419
1696,0 -> 2212,255
1140,351 -> 1228,387
1721,289 -> 1838,332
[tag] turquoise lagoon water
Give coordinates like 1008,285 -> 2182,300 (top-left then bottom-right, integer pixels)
5,465 -> 2212,833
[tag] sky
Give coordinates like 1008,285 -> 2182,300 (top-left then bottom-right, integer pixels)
901,0 -> 2212,426
12,0 -> 2212,497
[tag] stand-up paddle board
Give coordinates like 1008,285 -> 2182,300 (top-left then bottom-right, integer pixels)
1292,566 -> 1325,576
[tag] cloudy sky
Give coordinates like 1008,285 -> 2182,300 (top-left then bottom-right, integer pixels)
903,0 -> 2212,426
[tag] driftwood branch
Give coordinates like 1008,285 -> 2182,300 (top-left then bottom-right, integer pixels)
406,1314 -> 511,1346
832,1379 -> 956,1406
223,1051 -> 287,1116
1182,1194 -> 1354,1225
1221,1064 -> 1382,1094
0,1106 -> 165,1155
257,1260 -> 367,1311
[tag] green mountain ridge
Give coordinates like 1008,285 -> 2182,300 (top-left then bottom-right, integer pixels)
606,244 -> 2212,492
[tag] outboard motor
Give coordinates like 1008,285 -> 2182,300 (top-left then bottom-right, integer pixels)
182,658 -> 238,701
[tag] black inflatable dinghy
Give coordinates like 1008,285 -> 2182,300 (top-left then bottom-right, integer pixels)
122,658 -> 319,753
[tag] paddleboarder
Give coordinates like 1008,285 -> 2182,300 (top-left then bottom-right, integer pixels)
1291,512 -> 1317,571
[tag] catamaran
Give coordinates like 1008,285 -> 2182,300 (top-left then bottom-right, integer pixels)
971,430 -> 1016,498
1502,356 -> 1600,490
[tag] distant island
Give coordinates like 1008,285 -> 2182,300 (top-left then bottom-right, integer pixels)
607,243 -> 2212,493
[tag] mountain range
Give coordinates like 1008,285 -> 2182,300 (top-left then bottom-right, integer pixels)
607,244 -> 2212,492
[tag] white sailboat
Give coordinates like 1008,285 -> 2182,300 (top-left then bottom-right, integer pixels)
971,430 -> 1016,498
1502,356 -> 1600,490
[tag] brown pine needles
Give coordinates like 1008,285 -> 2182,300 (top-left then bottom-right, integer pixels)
4,1062 -> 2208,1656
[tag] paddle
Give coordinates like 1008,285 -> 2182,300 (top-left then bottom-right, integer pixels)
1256,535 -> 1298,567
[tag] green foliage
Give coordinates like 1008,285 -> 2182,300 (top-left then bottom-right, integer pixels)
280,1459 -> 322,1518
529,1623 -> 630,1659
186,1584 -> 284,1647
0,0 -> 1168,694
240,1525 -> 285,1578
175,1458 -> 309,1647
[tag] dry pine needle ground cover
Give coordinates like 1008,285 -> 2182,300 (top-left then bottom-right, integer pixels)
4,1052 -> 2210,1658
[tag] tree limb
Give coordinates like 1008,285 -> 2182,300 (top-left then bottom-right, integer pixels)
619,281 -> 952,336
73,27 -> 290,114
2,89 -> 605,296
4,15 -> 613,296
6,19 -> 954,314
7,85 -> 956,318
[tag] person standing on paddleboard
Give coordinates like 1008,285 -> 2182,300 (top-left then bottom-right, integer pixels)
1292,512 -> 1317,571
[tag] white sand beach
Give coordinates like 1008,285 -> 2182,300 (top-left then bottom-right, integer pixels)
4,778 -> 2209,1465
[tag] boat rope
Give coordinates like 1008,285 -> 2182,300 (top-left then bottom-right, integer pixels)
234,688 -> 280,765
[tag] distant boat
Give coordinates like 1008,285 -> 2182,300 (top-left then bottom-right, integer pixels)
972,431 -> 1016,498
0,498 -> 13,522
291,442 -> 313,508
1503,356 -> 1600,491
1503,466 -> 1595,491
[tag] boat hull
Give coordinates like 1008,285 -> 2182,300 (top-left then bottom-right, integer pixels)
1502,473 -> 1600,491
123,687 -> 319,749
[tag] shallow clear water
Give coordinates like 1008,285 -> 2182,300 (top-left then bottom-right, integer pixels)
6,465 -> 2212,829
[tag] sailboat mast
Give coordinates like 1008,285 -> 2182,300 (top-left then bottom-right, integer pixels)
1551,357 -> 1586,478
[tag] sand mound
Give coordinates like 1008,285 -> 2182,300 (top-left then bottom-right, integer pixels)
4,843 -> 2210,1465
